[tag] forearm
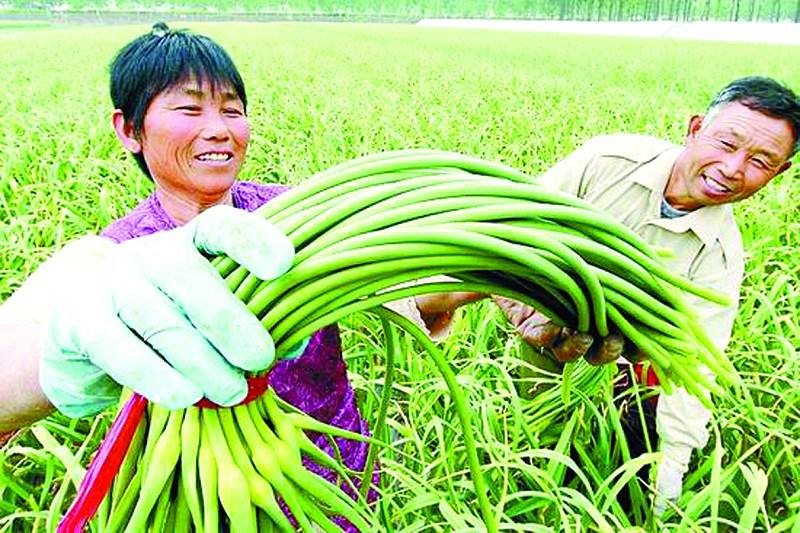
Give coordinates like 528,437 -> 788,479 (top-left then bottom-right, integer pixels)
0,236 -> 113,431
654,255 -> 739,503
415,291 -> 485,337
0,321 -> 53,432
381,274 -> 484,340
1,268 -> 57,432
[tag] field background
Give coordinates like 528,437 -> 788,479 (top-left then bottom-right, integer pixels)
3,0 -> 800,22
0,21 -> 798,531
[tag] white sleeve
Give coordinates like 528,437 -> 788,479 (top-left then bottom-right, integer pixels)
655,371 -> 713,471
656,241 -> 743,469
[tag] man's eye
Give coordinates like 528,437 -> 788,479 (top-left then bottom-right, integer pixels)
177,106 -> 201,114
224,107 -> 244,117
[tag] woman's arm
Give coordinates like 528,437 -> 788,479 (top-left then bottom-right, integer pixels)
2,206 -> 295,430
0,236 -> 110,432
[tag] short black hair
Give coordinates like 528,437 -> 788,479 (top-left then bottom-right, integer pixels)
708,76 -> 800,156
110,22 -> 248,178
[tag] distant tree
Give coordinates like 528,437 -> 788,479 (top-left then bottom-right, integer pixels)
683,0 -> 694,21
650,0 -> 661,20
7,0 -> 800,23
668,0 -> 677,19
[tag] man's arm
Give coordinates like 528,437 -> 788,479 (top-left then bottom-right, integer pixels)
654,242 -> 742,513
534,137 -> 607,193
656,278 -> 740,456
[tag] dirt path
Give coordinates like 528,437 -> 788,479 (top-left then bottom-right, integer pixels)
417,19 -> 800,46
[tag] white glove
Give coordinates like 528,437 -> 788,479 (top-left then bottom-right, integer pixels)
40,205 -> 294,417
654,441 -> 693,517
653,453 -> 686,517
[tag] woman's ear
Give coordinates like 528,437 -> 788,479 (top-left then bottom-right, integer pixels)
112,110 -> 142,153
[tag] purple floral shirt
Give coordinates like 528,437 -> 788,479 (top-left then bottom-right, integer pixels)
101,181 -> 375,529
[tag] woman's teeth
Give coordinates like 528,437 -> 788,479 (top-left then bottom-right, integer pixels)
198,153 -> 230,161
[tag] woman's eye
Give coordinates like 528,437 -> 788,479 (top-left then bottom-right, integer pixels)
719,139 -> 736,151
752,158 -> 768,169
224,107 -> 243,116
176,106 -> 201,114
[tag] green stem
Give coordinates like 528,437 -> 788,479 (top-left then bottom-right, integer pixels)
372,307 -> 498,533
276,280 -> 551,350
360,316 -> 396,501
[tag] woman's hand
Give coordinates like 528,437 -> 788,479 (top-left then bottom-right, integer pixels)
415,291 -> 486,336
37,206 -> 294,418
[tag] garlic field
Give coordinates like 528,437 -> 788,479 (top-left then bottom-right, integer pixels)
0,21 -> 798,531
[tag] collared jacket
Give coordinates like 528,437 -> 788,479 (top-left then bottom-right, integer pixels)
536,133 -> 744,470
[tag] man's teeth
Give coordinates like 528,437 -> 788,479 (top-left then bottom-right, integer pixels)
198,153 -> 230,161
704,175 -> 730,193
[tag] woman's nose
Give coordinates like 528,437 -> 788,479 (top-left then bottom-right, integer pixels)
200,111 -> 230,140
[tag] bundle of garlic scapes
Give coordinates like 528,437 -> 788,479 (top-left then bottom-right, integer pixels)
77,150 -> 736,533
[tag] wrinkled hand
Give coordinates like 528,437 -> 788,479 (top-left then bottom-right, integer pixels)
654,456 -> 684,517
40,205 -> 295,418
415,290 -> 485,333
493,296 -> 629,365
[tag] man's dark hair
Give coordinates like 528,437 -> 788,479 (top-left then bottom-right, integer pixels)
707,76 -> 800,156
110,22 -> 248,178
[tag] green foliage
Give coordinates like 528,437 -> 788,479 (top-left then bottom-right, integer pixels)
1,22 -> 799,531
4,0 -> 800,22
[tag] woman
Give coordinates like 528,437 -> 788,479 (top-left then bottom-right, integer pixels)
102,22 -> 378,524
96,22 -> 495,530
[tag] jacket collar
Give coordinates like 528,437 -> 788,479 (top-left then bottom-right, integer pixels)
628,146 -> 732,248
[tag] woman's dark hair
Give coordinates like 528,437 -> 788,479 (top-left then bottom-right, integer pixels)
110,22 -> 248,178
708,76 -> 800,156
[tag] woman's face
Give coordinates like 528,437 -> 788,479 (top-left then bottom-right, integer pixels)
137,78 -> 250,202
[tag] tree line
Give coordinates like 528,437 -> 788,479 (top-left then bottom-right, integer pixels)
9,0 -> 800,23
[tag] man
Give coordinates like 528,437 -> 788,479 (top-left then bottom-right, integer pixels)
499,76 -> 800,515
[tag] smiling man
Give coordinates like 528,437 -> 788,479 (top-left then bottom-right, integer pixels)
665,99 -> 793,208
499,76 -> 799,516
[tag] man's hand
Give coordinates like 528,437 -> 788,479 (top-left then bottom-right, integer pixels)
493,296 -> 629,365
39,205 -> 294,418
653,456 -> 684,517
415,291 -> 485,336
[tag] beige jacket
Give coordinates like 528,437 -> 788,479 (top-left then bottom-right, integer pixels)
537,133 -> 744,469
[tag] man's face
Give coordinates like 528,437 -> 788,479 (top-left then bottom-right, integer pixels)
666,102 -> 794,210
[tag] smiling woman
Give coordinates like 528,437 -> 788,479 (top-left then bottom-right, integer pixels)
108,22 -> 251,225
86,22 -> 389,531
112,80 -> 251,224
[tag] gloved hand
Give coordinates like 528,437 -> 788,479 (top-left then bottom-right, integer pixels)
653,452 -> 687,517
653,386 -> 711,518
278,337 -> 311,360
493,296 -> 629,365
40,205 -> 295,418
